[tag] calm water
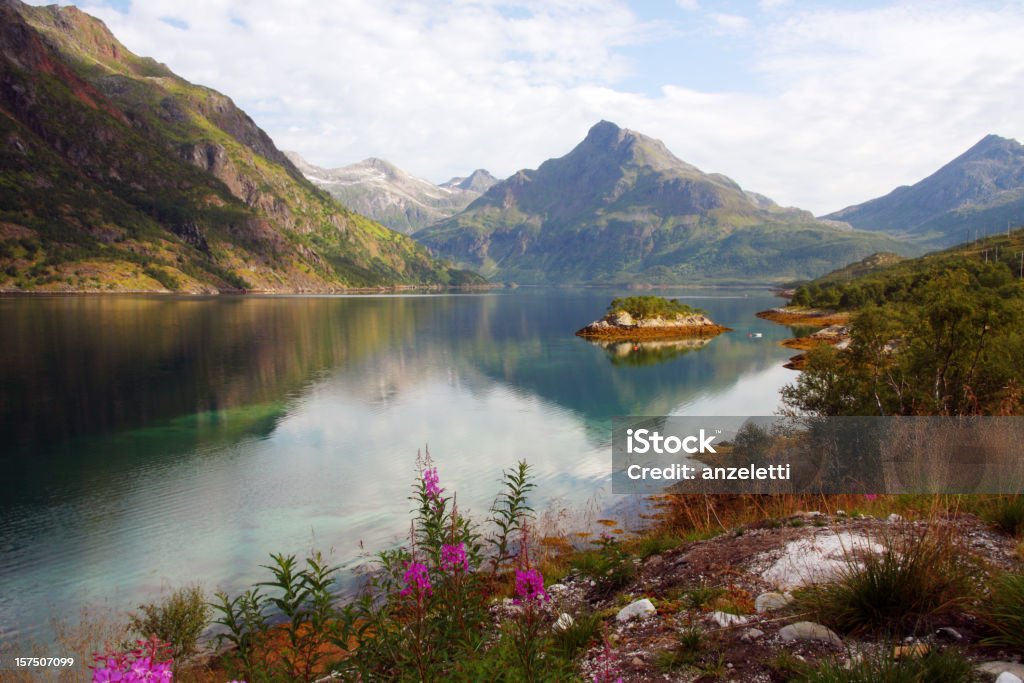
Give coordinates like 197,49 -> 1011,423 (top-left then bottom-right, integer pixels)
0,289 -> 803,642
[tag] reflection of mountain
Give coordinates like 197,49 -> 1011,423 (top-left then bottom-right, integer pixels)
0,297 -> 422,458
1,291 -> 794,490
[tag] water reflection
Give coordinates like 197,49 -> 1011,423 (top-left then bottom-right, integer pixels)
0,289 -> 801,641
586,337 -> 715,367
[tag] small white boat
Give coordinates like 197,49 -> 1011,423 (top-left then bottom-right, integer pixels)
749,332 -> 763,339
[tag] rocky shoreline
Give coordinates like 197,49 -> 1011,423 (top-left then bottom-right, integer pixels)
576,310 -> 730,341
756,307 -> 852,369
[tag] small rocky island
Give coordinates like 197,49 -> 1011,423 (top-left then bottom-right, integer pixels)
576,296 -> 730,341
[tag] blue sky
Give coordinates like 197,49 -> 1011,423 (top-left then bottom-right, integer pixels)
44,0 -> 1024,213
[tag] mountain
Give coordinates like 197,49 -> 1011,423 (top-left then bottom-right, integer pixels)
287,153 -> 496,235
414,121 -> 914,284
0,0 -> 480,293
440,169 -> 498,194
824,135 -> 1024,247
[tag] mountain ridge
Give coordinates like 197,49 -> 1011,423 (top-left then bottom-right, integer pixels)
415,121 -> 914,284
0,0 -> 478,292
288,152 -> 497,235
823,134 -> 1024,247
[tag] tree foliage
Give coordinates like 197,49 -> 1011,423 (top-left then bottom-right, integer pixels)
607,296 -> 705,319
783,262 -> 1024,416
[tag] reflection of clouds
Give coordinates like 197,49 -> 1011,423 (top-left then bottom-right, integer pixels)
4,290 -> 802,644
671,364 -> 794,416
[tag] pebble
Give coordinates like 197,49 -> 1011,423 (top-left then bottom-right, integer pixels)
936,626 -> 964,641
888,513 -> 903,522
616,598 -> 657,622
996,674 -> 1024,683
741,628 -> 765,642
778,621 -> 842,645
554,613 -> 574,631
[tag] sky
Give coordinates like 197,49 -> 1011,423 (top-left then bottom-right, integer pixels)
42,0 -> 1024,215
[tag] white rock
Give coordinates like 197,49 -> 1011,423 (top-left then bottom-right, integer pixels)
778,621 -> 842,645
755,591 -> 793,614
741,628 -> 765,642
708,610 -> 748,627
979,662 -> 1024,679
547,583 -> 567,594
888,513 -> 903,523
554,613 -> 575,631
996,673 -> 1024,683
756,531 -> 883,590
616,598 -> 656,622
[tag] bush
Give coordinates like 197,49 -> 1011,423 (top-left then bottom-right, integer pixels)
799,647 -> 978,682
798,527 -> 972,636
129,584 -> 209,661
607,296 -> 704,319
984,572 -> 1024,650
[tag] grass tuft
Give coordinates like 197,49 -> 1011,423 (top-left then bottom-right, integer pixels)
798,648 -> 978,683
798,527 -> 972,636
983,571 -> 1024,650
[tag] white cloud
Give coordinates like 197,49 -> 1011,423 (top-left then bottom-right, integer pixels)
53,0 -> 1024,215
710,12 -> 750,33
758,0 -> 791,10
676,0 -> 699,10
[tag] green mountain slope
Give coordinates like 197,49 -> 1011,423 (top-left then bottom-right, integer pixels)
824,135 -> 1024,248
414,121 -> 914,284
789,228 -> 1024,310
0,0 -> 478,292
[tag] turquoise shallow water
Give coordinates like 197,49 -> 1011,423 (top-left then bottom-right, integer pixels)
0,288 -> 803,642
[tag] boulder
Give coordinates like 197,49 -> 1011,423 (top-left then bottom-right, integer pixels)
979,662 -> 1024,680
616,598 -> 656,622
755,591 -> 793,614
778,621 -> 842,645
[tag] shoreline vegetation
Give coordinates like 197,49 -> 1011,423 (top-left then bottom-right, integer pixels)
8,462 -> 1023,683
576,296 -> 731,341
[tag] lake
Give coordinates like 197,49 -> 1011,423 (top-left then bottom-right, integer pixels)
0,288 -> 804,643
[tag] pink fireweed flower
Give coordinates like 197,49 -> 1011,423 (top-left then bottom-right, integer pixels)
513,568 -> 549,605
423,467 -> 443,501
91,637 -> 172,682
400,561 -> 433,598
441,542 -> 469,572
863,493 -> 879,501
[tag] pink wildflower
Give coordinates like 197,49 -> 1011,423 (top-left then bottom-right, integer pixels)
441,542 -> 469,572
400,561 -> 433,598
863,493 -> 879,501
513,568 -> 549,605
423,467 -> 443,501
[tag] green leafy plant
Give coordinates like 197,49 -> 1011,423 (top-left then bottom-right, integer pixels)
128,584 -> 209,661
488,460 -> 535,574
